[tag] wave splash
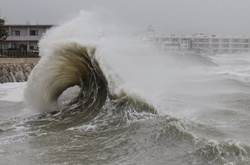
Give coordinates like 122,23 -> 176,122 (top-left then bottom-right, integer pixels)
24,42 -> 108,112
24,41 -> 157,130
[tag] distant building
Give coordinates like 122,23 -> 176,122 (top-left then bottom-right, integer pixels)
0,24 -> 53,51
140,31 -> 250,54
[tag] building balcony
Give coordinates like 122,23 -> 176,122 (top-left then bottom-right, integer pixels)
5,35 -> 42,41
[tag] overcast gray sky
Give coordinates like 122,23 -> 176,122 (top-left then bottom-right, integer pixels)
1,0 -> 250,35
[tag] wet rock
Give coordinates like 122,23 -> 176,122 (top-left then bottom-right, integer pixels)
0,63 -> 36,83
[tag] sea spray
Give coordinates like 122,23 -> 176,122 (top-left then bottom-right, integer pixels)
1,11 -> 250,165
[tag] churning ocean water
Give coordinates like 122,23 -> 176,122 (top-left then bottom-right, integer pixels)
1,12 -> 250,165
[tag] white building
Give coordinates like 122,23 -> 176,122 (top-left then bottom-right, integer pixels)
0,24 -> 53,51
140,31 -> 250,54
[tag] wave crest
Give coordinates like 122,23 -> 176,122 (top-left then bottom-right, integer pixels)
24,42 -> 108,113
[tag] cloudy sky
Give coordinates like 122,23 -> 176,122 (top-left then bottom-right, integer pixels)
1,0 -> 250,35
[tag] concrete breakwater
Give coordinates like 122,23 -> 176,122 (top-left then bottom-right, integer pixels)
0,58 -> 39,83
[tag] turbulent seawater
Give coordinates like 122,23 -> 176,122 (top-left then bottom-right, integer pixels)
1,12 -> 250,165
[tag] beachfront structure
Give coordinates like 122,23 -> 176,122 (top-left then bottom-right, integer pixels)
0,24 -> 53,51
140,31 -> 250,54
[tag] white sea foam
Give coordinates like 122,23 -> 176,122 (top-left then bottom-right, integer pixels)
0,82 -> 25,102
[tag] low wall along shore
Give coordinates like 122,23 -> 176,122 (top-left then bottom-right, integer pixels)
0,58 -> 39,83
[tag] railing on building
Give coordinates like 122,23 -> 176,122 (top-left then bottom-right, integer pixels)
0,50 -> 39,58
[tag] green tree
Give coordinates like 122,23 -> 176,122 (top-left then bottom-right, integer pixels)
0,18 -> 8,40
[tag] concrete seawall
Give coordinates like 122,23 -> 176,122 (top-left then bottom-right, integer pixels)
0,58 -> 39,83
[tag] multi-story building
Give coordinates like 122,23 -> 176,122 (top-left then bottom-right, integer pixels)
140,31 -> 250,54
0,24 -> 53,52
192,33 -> 250,54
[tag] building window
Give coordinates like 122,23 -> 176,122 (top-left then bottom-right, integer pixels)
212,39 -> 219,42
30,30 -> 38,36
171,38 -> 178,42
221,39 -> 229,42
11,43 -> 19,49
232,39 -> 239,43
222,44 -> 229,48
242,39 -> 248,43
11,30 -> 20,36
212,44 -> 219,48
0,43 -> 8,50
198,39 -> 209,42
30,46 -> 34,50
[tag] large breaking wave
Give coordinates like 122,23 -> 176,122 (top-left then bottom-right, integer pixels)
24,41 -> 157,130
19,11 -> 250,165
24,43 -> 108,112
24,11 -> 159,119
